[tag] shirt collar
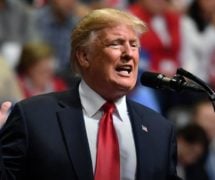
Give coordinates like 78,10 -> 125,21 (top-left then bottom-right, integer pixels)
115,96 -> 128,122
79,80 -> 106,117
79,80 -> 128,121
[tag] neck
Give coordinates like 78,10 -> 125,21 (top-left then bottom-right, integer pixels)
82,79 -> 126,102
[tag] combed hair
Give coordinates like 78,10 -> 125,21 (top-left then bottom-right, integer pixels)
71,8 -> 147,74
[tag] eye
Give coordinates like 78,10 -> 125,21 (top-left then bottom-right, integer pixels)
108,41 -> 122,48
110,41 -> 120,46
130,41 -> 139,48
111,42 -> 119,46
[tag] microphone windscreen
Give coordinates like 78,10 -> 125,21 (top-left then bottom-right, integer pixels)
140,71 -> 160,88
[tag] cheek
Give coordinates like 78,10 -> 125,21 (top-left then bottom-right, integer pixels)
29,66 -> 53,81
28,67 -> 38,79
135,52 -> 139,63
89,51 -> 119,71
133,52 -> 139,70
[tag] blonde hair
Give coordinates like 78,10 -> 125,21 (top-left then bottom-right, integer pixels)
71,8 -> 147,74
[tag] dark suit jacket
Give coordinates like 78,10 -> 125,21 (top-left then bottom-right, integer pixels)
0,84 -> 180,180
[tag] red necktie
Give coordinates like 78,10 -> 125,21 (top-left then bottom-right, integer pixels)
94,102 -> 120,180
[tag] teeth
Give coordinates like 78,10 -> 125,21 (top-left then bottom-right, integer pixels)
118,70 -> 129,76
116,65 -> 132,74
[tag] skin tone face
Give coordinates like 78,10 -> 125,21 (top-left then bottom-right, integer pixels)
27,58 -> 55,90
177,138 -> 204,166
195,103 -> 215,140
77,24 -> 140,101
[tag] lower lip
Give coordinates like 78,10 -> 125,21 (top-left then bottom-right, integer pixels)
116,70 -> 131,77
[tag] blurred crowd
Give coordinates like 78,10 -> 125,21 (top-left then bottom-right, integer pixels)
0,0 -> 215,179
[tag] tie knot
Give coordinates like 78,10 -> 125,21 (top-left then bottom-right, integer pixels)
103,102 -> 115,114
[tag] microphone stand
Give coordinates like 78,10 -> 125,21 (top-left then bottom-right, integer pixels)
176,68 -> 215,112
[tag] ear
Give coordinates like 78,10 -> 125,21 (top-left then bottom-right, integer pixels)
76,48 -> 90,69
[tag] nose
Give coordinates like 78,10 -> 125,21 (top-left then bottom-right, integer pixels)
121,43 -> 133,62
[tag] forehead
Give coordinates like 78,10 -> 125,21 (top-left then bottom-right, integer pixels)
96,25 -> 138,40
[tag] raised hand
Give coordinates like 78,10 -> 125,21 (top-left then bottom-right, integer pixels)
0,101 -> 12,129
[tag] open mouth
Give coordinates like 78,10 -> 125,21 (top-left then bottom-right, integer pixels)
115,65 -> 132,76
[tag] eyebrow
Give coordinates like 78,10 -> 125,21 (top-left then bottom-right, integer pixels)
103,37 -> 139,43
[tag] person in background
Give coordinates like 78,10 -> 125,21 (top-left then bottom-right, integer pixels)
85,0 -> 129,9
169,0 -> 193,14
21,0 -> 48,8
128,0 -> 182,116
194,99 -> 215,141
0,0 -> 38,68
0,0 -> 37,46
0,57 -> 23,103
0,102 -> 11,129
192,99 -> 215,180
176,0 -> 215,86
0,8 -> 180,179
129,0 -> 181,76
0,57 -> 23,129
177,124 -> 209,180
34,0 -> 90,74
16,42 -> 67,98
189,0 -> 215,87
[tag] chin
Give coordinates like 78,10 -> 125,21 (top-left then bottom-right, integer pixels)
108,76 -> 136,92
115,82 -> 135,93
104,83 -> 135,101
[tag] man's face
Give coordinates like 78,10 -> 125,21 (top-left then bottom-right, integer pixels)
79,25 -> 139,101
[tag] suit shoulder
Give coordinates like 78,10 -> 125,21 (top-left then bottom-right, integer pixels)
18,90 -> 72,108
127,99 -> 163,117
127,99 -> 173,128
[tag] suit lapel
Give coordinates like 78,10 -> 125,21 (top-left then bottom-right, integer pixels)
127,100 -> 153,180
55,85 -> 155,180
56,86 -> 94,180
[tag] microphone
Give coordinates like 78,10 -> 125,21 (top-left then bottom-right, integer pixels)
140,71 -> 204,92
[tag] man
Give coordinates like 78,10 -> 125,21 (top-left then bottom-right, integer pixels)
0,8 -> 179,180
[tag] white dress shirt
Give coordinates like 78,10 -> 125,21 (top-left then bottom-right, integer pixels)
79,80 -> 137,180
